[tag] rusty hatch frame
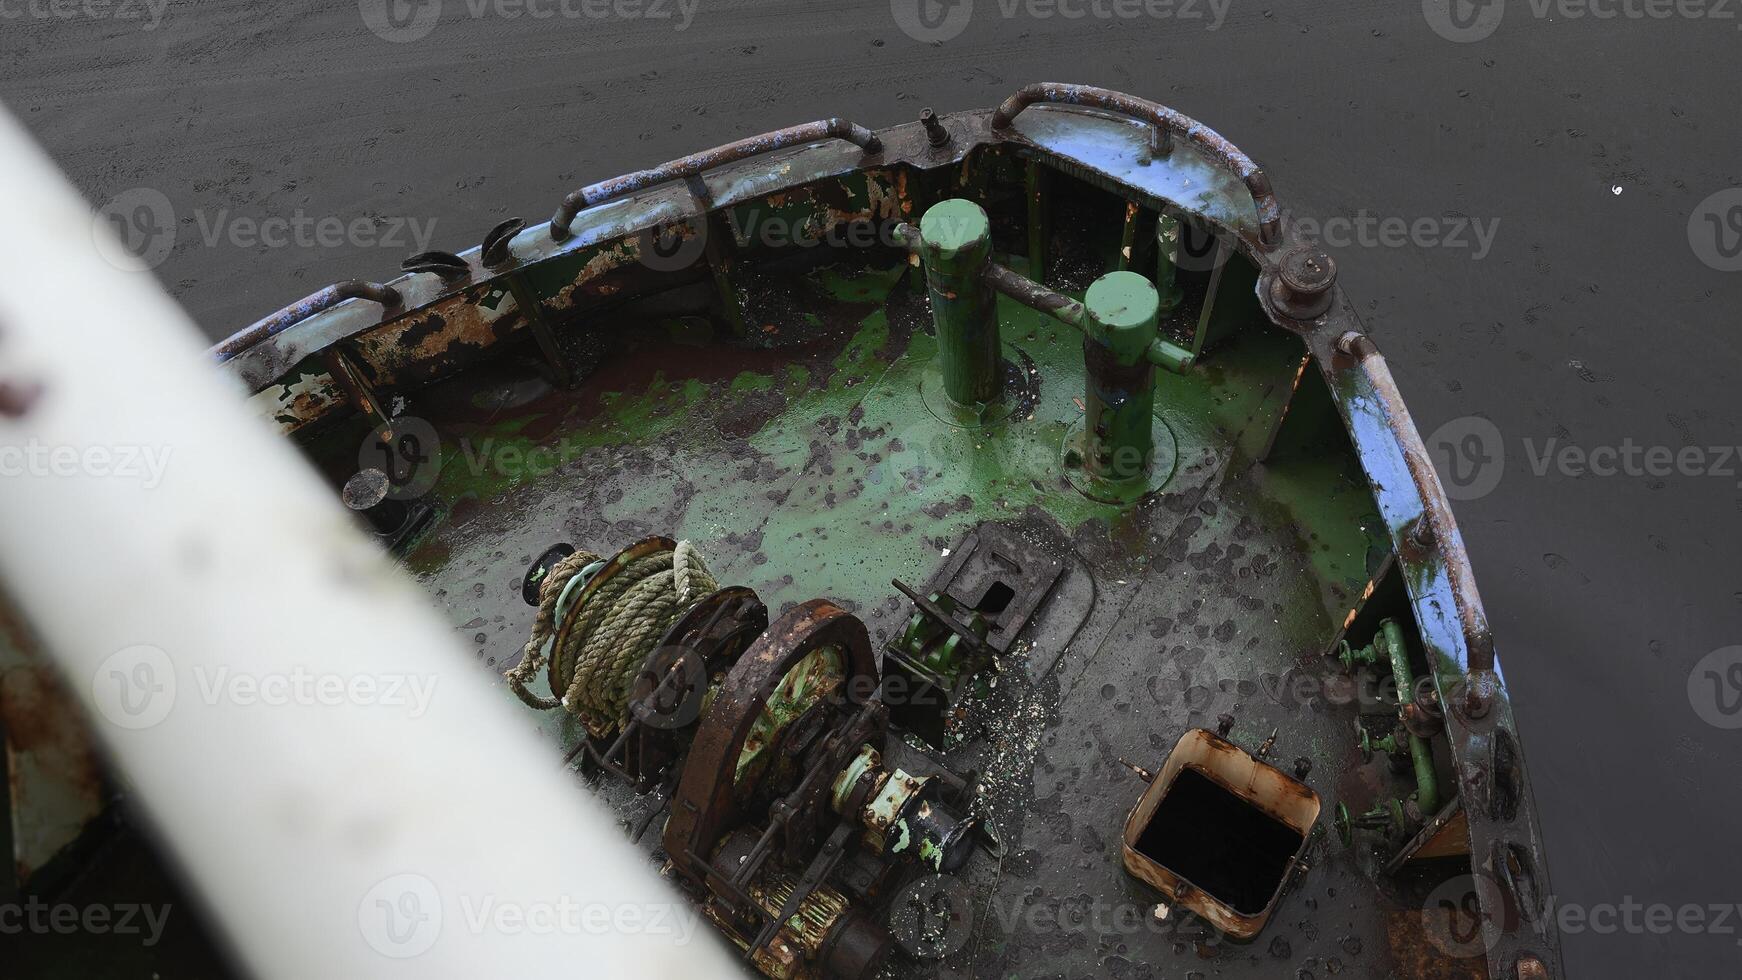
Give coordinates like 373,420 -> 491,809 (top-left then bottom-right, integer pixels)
207,83 -> 1560,980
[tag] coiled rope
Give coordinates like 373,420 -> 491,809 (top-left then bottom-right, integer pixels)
507,540 -> 718,730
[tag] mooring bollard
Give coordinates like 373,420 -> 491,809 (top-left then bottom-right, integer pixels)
1081,270 -> 1161,483
917,199 -> 1001,407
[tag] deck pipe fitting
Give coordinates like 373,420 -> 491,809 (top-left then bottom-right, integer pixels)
1340,618 -> 1440,816
1334,798 -> 1412,847
916,199 -> 1002,408
1080,270 -> 1162,484
1357,724 -> 1400,763
1154,213 -> 1185,315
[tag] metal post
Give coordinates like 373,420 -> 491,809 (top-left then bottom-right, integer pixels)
702,212 -> 749,338
1117,201 -> 1139,272
1081,271 -> 1161,483
918,199 -> 1001,407
502,271 -> 575,386
1154,212 -> 1185,314
1024,159 -> 1046,282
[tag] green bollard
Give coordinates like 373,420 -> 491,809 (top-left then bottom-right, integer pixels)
1081,271 -> 1161,483
1154,213 -> 1185,314
918,199 -> 1001,407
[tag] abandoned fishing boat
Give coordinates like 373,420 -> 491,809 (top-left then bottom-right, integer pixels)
12,84 -> 1560,979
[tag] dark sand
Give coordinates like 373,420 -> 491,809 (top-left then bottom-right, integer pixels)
3,3 -> 1739,975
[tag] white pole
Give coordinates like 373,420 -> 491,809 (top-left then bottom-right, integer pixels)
0,103 -> 733,978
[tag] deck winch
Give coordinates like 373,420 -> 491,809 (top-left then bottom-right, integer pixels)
508,535 -> 980,979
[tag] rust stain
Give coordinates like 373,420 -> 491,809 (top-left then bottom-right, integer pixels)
1381,909 -> 1488,980
1,665 -> 102,797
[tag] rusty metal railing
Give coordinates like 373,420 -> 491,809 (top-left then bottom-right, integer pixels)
991,83 -> 1283,249
211,280 -> 401,363
547,117 -> 883,242
1336,331 -> 1499,716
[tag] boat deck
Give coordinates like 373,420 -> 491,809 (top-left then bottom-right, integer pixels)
286,237 -> 1471,977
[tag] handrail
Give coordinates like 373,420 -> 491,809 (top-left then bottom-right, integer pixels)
1336,332 -> 1498,716
211,280 -> 401,363
991,83 -> 1283,249
548,117 -> 882,242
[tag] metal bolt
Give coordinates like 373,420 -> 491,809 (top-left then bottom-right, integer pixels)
1144,124 -> 1174,161
919,108 -> 950,147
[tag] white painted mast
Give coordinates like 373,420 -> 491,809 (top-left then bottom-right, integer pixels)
0,103 -> 730,978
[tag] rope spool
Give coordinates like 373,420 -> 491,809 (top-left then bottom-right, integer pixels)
507,536 -> 719,733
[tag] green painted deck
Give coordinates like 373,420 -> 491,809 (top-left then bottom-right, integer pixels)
296,250 -> 1427,977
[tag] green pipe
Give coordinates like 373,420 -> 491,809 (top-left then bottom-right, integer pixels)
917,200 -> 1001,407
963,246 -> 1196,374
1145,337 -> 1194,373
1376,619 -> 1440,816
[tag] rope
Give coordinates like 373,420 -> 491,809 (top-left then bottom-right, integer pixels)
507,541 -> 718,729
506,548 -> 600,710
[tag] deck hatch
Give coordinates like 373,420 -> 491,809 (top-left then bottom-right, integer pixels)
1123,728 -> 1321,938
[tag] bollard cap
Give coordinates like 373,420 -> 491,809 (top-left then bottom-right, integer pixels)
919,199 -> 992,271
341,468 -> 392,512
1084,271 -> 1161,363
